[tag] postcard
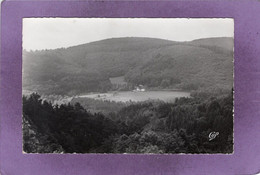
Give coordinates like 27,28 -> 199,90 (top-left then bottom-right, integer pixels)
1,1 -> 260,175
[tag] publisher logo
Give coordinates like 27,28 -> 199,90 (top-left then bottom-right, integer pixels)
209,132 -> 219,141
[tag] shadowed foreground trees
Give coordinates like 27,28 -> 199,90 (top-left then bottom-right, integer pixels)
23,91 -> 233,153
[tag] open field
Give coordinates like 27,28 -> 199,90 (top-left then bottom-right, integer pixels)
78,90 -> 190,103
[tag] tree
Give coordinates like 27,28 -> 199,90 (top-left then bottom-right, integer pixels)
160,79 -> 170,88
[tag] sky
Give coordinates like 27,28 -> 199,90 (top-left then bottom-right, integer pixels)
23,18 -> 234,51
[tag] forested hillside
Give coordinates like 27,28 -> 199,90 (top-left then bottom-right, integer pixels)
23,37 -> 233,95
23,91 -> 233,153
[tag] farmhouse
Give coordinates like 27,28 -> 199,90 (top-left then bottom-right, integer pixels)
133,85 -> 146,92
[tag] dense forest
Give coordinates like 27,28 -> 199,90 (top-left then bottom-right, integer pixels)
22,37 -> 233,95
23,90 -> 233,154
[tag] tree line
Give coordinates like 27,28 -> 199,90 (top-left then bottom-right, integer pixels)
23,90 -> 233,153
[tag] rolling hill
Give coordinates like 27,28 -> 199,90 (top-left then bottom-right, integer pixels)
22,37 -> 233,95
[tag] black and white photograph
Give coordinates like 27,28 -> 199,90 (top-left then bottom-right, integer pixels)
22,18 -> 234,154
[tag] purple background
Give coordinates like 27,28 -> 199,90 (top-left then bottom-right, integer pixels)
1,1 -> 260,175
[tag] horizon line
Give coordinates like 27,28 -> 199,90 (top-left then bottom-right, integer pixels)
23,36 -> 233,52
